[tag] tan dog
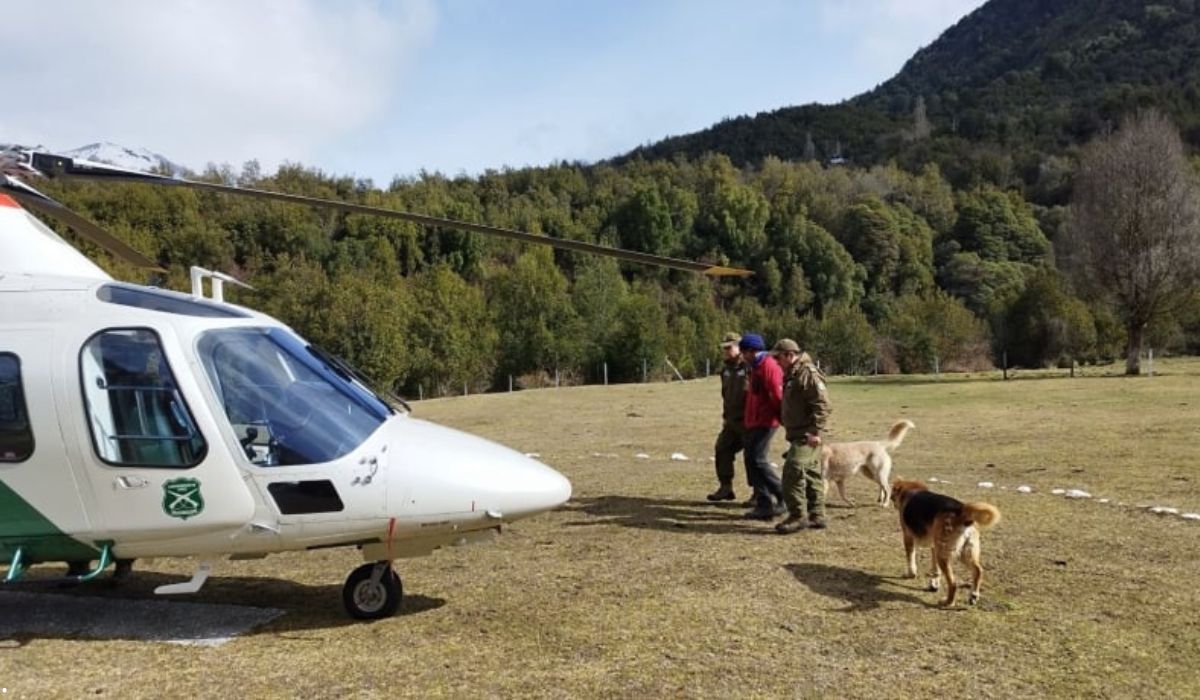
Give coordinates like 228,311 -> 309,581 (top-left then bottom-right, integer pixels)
821,419 -> 914,506
889,479 -> 1000,606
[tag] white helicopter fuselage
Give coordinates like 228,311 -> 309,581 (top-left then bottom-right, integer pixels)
0,195 -> 571,578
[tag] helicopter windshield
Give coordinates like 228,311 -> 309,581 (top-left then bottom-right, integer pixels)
197,328 -> 391,466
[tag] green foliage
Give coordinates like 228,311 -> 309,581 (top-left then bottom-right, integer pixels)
605,286 -> 669,382
610,183 -> 679,255
407,265 -> 497,396
813,305 -> 878,375
1002,270 -> 1096,367
34,57 -> 1146,390
879,292 -> 992,372
486,248 -> 583,383
693,155 -> 770,261
951,186 -> 1049,263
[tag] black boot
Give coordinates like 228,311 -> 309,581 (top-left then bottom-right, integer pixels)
706,484 -> 736,502
775,515 -> 808,534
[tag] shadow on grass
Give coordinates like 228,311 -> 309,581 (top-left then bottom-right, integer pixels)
4,569 -> 445,642
784,562 -> 938,612
561,495 -> 780,535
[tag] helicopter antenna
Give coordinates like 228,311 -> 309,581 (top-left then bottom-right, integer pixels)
25,152 -> 753,278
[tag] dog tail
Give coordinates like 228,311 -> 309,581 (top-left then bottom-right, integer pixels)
962,502 -> 1000,528
885,419 -> 915,452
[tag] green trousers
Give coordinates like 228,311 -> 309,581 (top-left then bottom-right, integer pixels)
782,441 -> 824,519
714,423 -> 746,486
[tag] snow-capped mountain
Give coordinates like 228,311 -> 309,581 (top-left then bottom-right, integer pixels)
62,142 -> 188,175
0,141 -> 189,176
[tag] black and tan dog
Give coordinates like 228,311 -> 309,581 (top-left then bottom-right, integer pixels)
889,479 -> 1000,606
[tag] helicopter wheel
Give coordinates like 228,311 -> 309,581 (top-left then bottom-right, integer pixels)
343,562 -> 402,620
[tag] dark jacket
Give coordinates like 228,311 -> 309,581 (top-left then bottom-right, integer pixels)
720,358 -> 747,426
780,352 -> 831,441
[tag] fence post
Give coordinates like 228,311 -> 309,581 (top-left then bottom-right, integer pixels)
603,363 -> 608,386
705,358 -> 711,377
509,375 -> 513,392
463,382 -> 468,396
933,355 -> 940,379
1002,351 -> 1008,381
665,356 -> 685,382
418,384 -> 423,401
1070,359 -> 1075,378
1148,348 -> 1155,376
642,357 -> 647,383
555,369 -> 560,388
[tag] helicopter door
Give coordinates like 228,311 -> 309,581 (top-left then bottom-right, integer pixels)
67,328 -> 253,538
1,330 -> 98,562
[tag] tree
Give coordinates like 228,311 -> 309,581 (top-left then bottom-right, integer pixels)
879,292 -> 991,373
1002,270 -> 1096,368
814,305 -> 877,375
1065,110 -> 1200,374
407,265 -> 497,395
486,248 -> 583,384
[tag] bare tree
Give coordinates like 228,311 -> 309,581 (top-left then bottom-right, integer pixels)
1065,110 -> 1200,374
912,96 -> 931,140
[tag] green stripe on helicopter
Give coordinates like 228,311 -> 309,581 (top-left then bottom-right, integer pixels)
0,479 -> 99,563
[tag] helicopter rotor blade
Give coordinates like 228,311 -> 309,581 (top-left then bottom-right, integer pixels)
1,173 -> 165,272
28,152 -> 752,278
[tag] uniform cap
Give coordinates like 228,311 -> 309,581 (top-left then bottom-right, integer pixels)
772,338 -> 800,354
738,333 -> 766,352
720,332 -> 741,349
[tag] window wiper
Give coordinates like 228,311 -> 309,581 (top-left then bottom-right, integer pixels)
306,345 -> 410,414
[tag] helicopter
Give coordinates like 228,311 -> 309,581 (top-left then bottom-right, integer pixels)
0,149 -> 750,619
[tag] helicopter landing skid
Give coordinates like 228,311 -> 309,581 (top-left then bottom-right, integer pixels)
154,561 -> 213,595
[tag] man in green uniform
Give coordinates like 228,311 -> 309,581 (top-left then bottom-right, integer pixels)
707,332 -> 748,501
772,339 -> 832,534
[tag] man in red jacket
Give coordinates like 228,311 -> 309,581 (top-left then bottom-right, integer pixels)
738,333 -> 785,520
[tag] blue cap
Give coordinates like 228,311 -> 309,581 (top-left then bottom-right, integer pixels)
738,333 -> 765,351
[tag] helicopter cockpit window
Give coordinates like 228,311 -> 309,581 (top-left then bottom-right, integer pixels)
97,284 -> 250,318
79,329 -> 207,468
198,328 -> 389,467
0,353 -> 34,462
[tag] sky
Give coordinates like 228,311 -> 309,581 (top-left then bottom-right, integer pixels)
1,0 -> 986,184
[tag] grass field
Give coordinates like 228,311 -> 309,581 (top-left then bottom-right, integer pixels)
3,360 -> 1200,698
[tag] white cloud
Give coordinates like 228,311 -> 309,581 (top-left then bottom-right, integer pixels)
0,0 -> 437,171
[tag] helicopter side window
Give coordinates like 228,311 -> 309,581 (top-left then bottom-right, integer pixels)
0,353 -> 34,462
79,329 -> 207,468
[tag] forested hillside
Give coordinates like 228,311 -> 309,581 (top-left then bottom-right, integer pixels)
29,0 -> 1200,395
624,0 -> 1200,197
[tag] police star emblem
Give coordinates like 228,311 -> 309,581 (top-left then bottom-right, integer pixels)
162,477 -> 205,520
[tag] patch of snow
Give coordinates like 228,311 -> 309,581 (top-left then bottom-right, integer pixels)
1051,488 -> 1065,495
523,452 -> 540,458
670,453 -> 689,461
1150,506 -> 1179,515
634,453 -> 650,460
62,141 -> 187,176
977,481 -> 994,489
1181,513 -> 1200,521
1065,489 -> 1092,499
928,477 -> 940,483
1016,485 -> 1033,494
1098,498 -> 1110,504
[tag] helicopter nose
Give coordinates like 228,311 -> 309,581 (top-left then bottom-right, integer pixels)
383,417 -> 572,521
